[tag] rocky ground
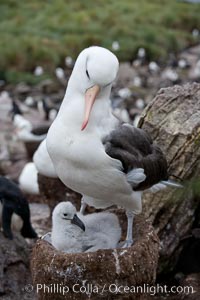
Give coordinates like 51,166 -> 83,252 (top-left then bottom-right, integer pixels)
0,44 -> 200,299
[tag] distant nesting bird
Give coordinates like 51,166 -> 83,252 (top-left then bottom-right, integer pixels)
65,56 -> 74,68
193,60 -> 200,78
192,28 -> 199,38
137,48 -> 146,59
162,68 -> 179,82
0,176 -> 37,239
10,99 -> 23,118
34,66 -> 44,76
46,46 -> 179,247
51,202 -> 121,253
117,87 -> 132,99
55,67 -> 65,80
11,100 -> 47,142
113,108 -> 130,123
178,59 -> 190,69
132,114 -> 141,128
18,162 -> 39,195
112,41 -> 120,51
24,96 -> 36,108
133,76 -> 142,87
37,98 -> 58,122
135,98 -> 145,110
149,61 -> 160,73
33,140 -> 57,178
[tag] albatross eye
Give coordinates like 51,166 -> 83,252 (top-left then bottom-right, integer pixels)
86,70 -> 90,79
63,213 -> 68,217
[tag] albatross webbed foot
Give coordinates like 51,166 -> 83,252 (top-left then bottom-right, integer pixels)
122,239 -> 134,248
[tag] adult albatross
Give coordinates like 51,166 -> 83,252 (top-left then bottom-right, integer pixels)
46,46 -> 168,247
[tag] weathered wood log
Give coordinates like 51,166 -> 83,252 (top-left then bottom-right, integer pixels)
138,83 -> 200,274
31,212 -> 159,300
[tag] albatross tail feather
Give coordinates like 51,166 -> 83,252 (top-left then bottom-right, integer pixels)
148,180 -> 183,193
126,168 -> 146,187
161,180 -> 183,188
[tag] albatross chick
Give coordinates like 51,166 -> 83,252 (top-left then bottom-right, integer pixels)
51,202 -> 121,253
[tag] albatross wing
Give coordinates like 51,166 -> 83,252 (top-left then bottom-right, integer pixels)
103,124 -> 168,191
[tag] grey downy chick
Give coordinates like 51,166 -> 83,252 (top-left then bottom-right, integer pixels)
51,202 -> 121,253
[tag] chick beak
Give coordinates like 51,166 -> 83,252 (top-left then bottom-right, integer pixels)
71,214 -> 85,231
81,85 -> 100,131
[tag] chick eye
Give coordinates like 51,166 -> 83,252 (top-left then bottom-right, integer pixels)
86,70 -> 90,79
63,213 -> 68,217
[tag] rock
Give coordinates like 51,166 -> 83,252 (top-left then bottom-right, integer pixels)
175,229 -> 200,275
37,174 -> 81,215
31,213 -> 159,300
179,273 -> 200,300
168,273 -> 200,300
15,83 -> 31,95
0,232 -> 35,299
138,83 -> 200,274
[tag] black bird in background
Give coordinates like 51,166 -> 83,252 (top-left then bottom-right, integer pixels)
0,176 -> 37,239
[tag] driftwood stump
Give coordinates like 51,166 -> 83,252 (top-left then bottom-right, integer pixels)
138,83 -> 200,274
31,212 -> 159,300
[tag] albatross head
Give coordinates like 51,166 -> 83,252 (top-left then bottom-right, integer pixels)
68,46 -> 119,130
52,202 -> 85,231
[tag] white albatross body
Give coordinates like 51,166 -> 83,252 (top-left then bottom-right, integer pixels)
47,48 -> 142,214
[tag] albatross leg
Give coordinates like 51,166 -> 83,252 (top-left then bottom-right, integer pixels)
80,197 -> 87,215
123,210 -> 134,247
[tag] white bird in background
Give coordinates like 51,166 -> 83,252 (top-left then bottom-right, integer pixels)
112,41 -> 120,51
162,68 -> 179,82
51,202 -> 121,253
33,139 -> 57,178
192,28 -> 199,38
13,114 -> 47,142
193,60 -> 200,78
11,101 -> 47,142
24,96 -> 35,107
137,47 -> 146,59
132,76 -> 142,87
113,108 -> 130,123
55,67 -> 65,80
132,114 -> 141,128
37,98 -> 58,122
18,162 -> 39,195
149,61 -> 160,73
46,46 -> 178,247
117,87 -> 132,99
65,56 -> 74,68
135,98 -> 145,110
34,66 -> 44,76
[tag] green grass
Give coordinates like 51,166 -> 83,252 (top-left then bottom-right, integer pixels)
0,0 -> 200,84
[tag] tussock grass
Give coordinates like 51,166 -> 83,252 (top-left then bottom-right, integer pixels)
0,0 -> 200,83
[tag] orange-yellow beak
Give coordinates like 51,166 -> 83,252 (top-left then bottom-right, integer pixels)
81,85 -> 100,131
